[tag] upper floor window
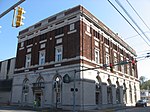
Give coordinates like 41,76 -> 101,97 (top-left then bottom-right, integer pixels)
25,54 -> 31,68
27,39 -> 33,46
39,50 -> 45,65
95,49 -> 100,64
106,54 -> 109,64
21,42 -> 24,47
114,52 -> 118,71
69,23 -> 75,31
87,25 -> 90,33
55,46 -> 63,62
55,27 -> 64,36
40,33 -> 47,41
105,47 -> 109,64
93,30 -> 99,38
120,56 -> 124,73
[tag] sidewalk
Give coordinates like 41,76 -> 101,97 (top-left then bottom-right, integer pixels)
18,106 -> 135,112
0,105 -> 135,112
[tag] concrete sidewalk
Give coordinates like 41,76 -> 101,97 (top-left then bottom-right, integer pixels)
0,105 -> 135,112
17,106 -> 135,112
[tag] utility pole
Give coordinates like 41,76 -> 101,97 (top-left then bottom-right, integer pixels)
0,0 -> 25,19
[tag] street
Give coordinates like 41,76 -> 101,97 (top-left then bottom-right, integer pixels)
115,106 -> 150,112
0,106 -> 150,112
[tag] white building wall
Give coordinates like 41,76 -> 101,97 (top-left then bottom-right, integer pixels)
0,61 -> 7,79
0,92 -> 11,104
101,83 -> 107,105
11,63 -> 140,110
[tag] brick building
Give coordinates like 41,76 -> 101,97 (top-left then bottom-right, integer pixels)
11,5 -> 140,110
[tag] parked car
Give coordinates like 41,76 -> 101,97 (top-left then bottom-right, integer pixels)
135,100 -> 147,107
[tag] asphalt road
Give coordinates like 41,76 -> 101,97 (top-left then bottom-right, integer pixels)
115,106 -> 150,112
0,106 -> 150,112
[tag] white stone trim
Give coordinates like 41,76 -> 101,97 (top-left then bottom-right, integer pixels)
55,34 -> 64,38
39,39 -> 47,44
26,44 -> 33,48
67,29 -> 77,34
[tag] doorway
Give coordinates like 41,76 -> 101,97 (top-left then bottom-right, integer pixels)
35,93 -> 41,107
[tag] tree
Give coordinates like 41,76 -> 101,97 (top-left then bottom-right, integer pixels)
139,76 -> 146,84
140,80 -> 150,90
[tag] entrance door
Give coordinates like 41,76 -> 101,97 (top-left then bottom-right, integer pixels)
35,93 -> 41,107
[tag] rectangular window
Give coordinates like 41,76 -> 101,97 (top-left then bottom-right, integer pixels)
55,27 -> 64,36
95,49 -> 100,64
105,47 -> 110,65
55,46 -> 63,62
106,54 -> 109,64
27,39 -> 33,46
114,52 -> 118,71
21,42 -> 24,47
69,23 -> 75,31
120,56 -> 124,73
87,25 -> 90,33
39,50 -> 45,65
127,64 -> 130,75
25,54 -> 31,68
40,33 -> 47,41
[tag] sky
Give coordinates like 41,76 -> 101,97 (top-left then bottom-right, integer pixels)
0,0 -> 150,80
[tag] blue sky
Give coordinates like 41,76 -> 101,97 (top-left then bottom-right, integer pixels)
0,0 -> 150,79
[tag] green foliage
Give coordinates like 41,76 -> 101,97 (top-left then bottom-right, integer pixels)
139,76 -> 146,84
140,80 -> 150,90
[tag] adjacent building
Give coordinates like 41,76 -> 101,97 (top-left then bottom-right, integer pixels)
0,58 -> 15,104
11,5 -> 140,110
141,90 -> 150,102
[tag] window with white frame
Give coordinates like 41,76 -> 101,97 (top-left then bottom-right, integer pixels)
39,50 -> 45,65
87,25 -> 90,33
106,54 -> 109,64
120,56 -> 124,73
25,54 -> 31,68
69,23 -> 75,31
55,46 -> 63,62
114,52 -> 118,71
21,42 -> 24,47
127,59 -> 130,75
95,49 -> 100,64
105,47 -> 109,64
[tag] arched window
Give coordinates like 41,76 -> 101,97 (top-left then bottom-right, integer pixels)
23,79 -> 29,94
22,78 -> 29,104
36,77 -> 44,88
53,76 -> 62,108
107,78 -> 112,104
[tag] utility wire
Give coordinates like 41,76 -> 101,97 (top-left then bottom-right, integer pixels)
107,0 -> 150,47
115,0 -> 150,45
124,31 -> 150,40
125,0 -> 150,31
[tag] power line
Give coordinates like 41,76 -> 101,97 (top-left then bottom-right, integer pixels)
125,0 -> 150,31
124,31 -> 150,40
107,0 -> 150,47
115,0 -> 150,45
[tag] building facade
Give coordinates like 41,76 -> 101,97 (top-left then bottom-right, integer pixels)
141,90 -> 150,103
0,58 -> 15,104
11,5 -> 140,110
